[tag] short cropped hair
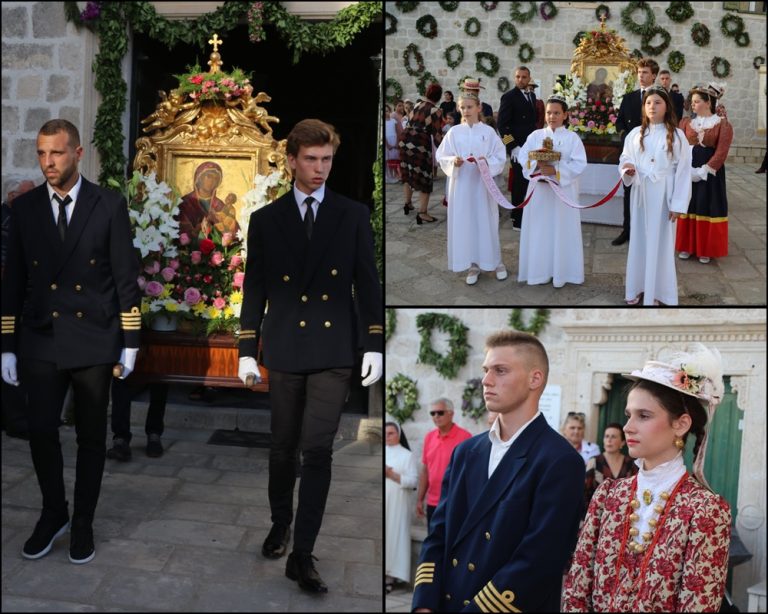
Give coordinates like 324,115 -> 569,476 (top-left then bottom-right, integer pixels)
637,58 -> 660,76
286,119 -> 340,156
431,397 -> 454,412
39,119 -> 80,148
659,69 -> 671,76
485,330 -> 549,385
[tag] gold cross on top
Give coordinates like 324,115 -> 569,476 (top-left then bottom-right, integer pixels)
208,33 -> 222,53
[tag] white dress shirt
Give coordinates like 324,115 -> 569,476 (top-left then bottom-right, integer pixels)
487,410 -> 541,477
293,184 -> 324,221
47,173 -> 82,224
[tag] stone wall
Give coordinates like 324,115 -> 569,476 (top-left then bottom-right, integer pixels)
385,1 -> 767,160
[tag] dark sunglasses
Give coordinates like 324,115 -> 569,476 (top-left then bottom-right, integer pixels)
430,410 -> 446,417
567,412 -> 585,417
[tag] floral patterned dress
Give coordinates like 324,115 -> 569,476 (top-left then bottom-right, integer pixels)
399,100 -> 443,193
584,453 -> 638,512
563,474 -> 731,612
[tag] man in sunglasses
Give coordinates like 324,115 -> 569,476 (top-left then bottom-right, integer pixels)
415,398 -> 471,530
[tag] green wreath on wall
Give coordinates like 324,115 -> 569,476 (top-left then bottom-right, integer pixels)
497,21 -> 519,46
519,43 -> 535,63
508,309 -> 550,336
404,43 -> 426,76
444,44 -> 465,70
476,52 -> 501,77
465,17 -> 482,37
641,26 -> 672,56
510,2 -> 536,23
621,1 -> 655,36
668,50 -> 685,73
691,22 -> 710,47
416,14 -> 438,39
416,312 -> 470,379
386,374 -> 420,424
416,71 -> 439,96
665,1 -> 694,23
711,56 -> 731,79
439,1 -> 459,10
385,308 -> 397,343
461,378 -> 487,422
385,11 -> 397,35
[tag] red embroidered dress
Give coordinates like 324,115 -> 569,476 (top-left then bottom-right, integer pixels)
563,473 -> 731,612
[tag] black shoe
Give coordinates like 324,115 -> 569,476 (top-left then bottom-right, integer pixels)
286,551 -> 328,593
262,523 -> 291,559
22,509 -> 70,559
69,520 -> 95,564
611,230 -> 629,246
146,433 -> 164,458
106,437 -> 132,462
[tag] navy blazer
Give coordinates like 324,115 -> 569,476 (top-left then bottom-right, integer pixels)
412,414 -> 585,613
616,89 -> 643,145
1,178 -> 141,368
670,90 -> 685,124
238,187 -> 382,372
497,88 -> 538,154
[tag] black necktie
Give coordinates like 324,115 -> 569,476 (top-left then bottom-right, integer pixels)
525,91 -> 533,108
303,197 -> 314,240
53,194 -> 71,242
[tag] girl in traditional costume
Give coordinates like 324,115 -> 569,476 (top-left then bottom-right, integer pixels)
385,422 -> 418,594
619,86 -> 692,305
517,95 -> 588,288
436,79 -> 507,285
675,83 -> 733,264
563,344 -> 731,612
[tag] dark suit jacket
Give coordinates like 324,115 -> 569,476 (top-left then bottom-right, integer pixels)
497,88 -> 538,154
670,90 -> 685,124
616,88 -> 643,146
238,188 -> 382,372
1,177 -> 141,369
412,414 -> 585,613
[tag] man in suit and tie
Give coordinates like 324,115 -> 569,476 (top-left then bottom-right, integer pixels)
237,119 -> 383,593
659,69 -> 685,123
412,331 -> 585,613
1,119 -> 141,565
613,58 -> 659,246
497,66 -> 538,230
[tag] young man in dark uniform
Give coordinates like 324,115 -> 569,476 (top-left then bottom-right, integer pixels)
237,119 -> 383,593
2,119 -> 141,564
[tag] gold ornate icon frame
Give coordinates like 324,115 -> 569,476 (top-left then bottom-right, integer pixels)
570,18 -> 637,88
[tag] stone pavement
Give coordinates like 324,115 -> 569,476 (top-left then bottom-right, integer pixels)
1,397 -> 383,612
385,163 -> 766,305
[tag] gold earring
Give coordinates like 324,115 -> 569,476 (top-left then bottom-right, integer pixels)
674,436 -> 685,450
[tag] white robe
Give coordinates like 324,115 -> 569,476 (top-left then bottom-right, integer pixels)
436,122 -> 507,271
385,443 -> 418,583
518,126 -> 587,286
619,124 -> 692,305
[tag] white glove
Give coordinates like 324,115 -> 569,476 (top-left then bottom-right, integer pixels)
696,166 -> 709,181
2,352 -> 19,386
691,170 -> 702,183
238,356 -> 261,386
118,348 -> 139,379
510,146 -> 521,163
361,352 -> 383,387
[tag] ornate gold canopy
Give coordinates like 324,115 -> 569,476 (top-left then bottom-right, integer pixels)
570,17 -> 637,80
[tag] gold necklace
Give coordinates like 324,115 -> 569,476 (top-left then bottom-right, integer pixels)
627,489 -> 670,553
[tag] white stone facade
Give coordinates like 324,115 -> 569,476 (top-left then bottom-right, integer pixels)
386,307 -> 766,612
385,1 -> 767,161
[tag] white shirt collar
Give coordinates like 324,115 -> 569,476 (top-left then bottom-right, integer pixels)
487,411 -> 541,477
293,183 -> 325,207
635,451 -> 686,493
47,173 -> 82,204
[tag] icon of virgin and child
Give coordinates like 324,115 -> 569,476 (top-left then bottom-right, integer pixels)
177,161 -> 240,241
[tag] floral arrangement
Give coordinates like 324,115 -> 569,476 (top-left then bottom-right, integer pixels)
668,344 -> 724,403
386,373 -> 420,424
174,63 -> 251,103
554,71 -> 634,137
237,170 -> 292,257
247,2 -> 265,43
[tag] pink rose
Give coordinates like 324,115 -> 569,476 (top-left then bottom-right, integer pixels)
609,114 -> 617,123
160,267 -> 176,282
229,254 -> 243,267
179,233 -> 191,246
191,251 -> 202,264
221,232 -> 233,246
210,251 -> 224,266
189,75 -> 204,85
137,275 -> 147,290
145,281 -> 164,297
144,260 -> 160,275
204,80 -> 215,89
587,120 -> 595,128
579,112 -> 586,118
233,272 -> 245,288
213,297 -> 227,310
169,259 -> 180,270
184,287 -> 202,306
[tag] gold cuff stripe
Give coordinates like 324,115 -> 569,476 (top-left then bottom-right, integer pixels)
1,316 -> 14,320
122,325 -> 142,331
502,135 -> 515,145
486,584 -> 520,613
414,569 -> 435,579
240,329 -> 257,334
122,307 -> 141,316
479,586 -> 508,612
239,334 -> 256,339
413,577 -> 434,587
2,329 -> 15,334
416,562 -> 435,570
475,590 -> 501,613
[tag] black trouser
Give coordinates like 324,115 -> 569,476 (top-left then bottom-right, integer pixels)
21,358 -> 112,524
510,159 -> 528,227
2,378 -> 28,433
110,377 -> 167,442
622,184 -> 632,233
267,368 -> 352,554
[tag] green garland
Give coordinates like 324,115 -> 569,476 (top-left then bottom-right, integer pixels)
691,22 -> 710,47
372,147 -> 383,281
404,43 -> 426,76
465,17 -> 481,37
641,26 -> 671,56
444,44 -> 465,70
754,56 -> 765,69
476,52 -> 501,78
631,48 -> 644,60
508,309 -> 550,336
497,21 -> 519,46
510,2 -> 536,23
735,31 -> 750,47
395,1 -> 419,12
416,312 -> 470,379
621,1 -> 655,36
385,78 -> 404,104
416,71 -> 439,97
573,31 -> 587,47
519,43 -> 535,63
385,308 -> 397,343
720,13 -> 745,37
711,57 -> 731,79
461,378 -> 486,422
439,1 -> 459,10
668,50 -> 685,73
416,14 -> 438,39
385,11 -> 398,35
539,1 -> 558,21
595,4 -> 611,21
665,1 -> 694,23
63,1 -> 380,187
498,76 -> 510,92
386,374 -> 420,424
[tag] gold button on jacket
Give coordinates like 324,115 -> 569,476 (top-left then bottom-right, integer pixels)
50,283 -> 57,290
321,294 -> 329,301
75,284 -> 82,291
299,321 -> 306,328
468,563 -> 475,571
452,558 -> 458,567
301,295 -> 308,302
324,321 -> 331,328
76,312 -> 83,318
485,532 -> 491,540
52,311 -> 59,318
331,268 -> 338,276
283,275 -> 290,282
